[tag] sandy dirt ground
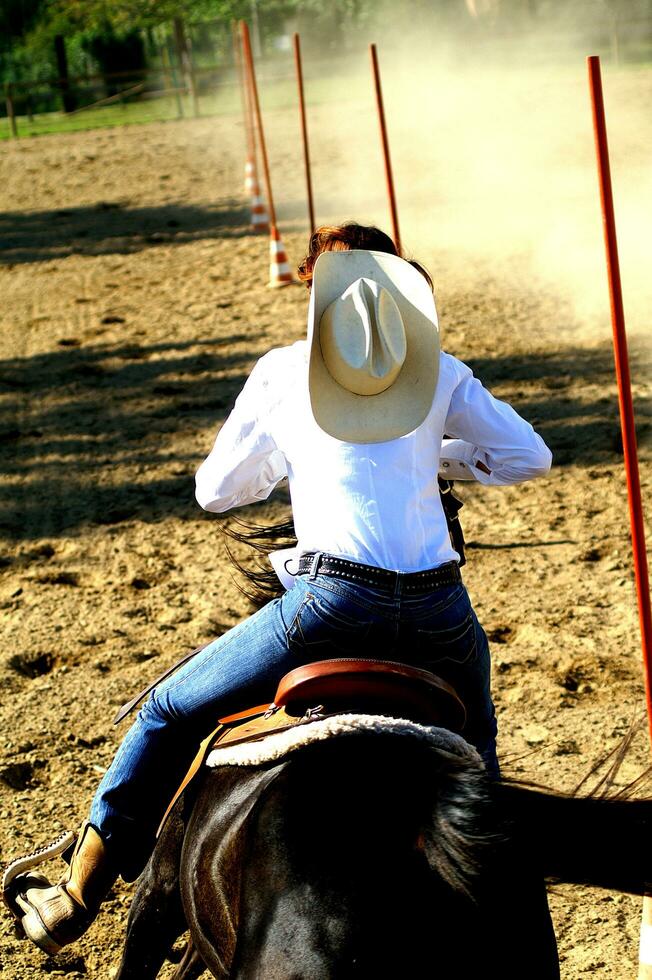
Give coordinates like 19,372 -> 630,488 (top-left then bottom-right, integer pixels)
1,71 -> 652,978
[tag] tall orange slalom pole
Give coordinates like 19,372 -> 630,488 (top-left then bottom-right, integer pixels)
587,54 -> 652,980
293,33 -> 315,234
240,21 -> 293,286
370,43 -> 401,255
233,20 -> 269,233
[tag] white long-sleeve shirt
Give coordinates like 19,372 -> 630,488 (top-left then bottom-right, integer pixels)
195,341 -> 551,573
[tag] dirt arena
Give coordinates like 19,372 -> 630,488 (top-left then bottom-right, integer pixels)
1,63 -> 652,977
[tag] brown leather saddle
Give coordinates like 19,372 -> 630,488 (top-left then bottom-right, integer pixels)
158,658 -> 466,835
275,657 -> 463,724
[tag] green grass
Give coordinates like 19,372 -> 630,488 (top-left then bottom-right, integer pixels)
0,94 -> 229,141
0,73 -> 364,142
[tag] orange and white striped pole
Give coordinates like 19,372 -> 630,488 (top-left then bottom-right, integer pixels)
232,21 -> 252,194
233,20 -> 269,233
240,20 -> 293,286
245,108 -> 270,234
269,226 -> 293,286
242,39 -> 269,234
587,54 -> 652,980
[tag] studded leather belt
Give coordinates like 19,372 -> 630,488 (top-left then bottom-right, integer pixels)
296,553 -> 461,594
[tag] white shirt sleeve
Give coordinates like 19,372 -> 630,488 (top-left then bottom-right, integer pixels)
195,360 -> 288,513
438,438 -> 484,481
442,359 -> 552,486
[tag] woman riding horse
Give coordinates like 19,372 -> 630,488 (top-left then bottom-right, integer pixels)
8,222 -> 551,955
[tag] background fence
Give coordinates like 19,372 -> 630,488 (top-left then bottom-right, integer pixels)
2,6 -> 652,141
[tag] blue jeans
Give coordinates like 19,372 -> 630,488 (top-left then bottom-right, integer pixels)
90,573 -> 497,879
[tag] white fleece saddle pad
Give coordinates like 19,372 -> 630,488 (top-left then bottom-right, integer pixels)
205,713 -> 481,770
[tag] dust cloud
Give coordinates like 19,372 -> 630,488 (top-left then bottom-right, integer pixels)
268,19 -> 652,345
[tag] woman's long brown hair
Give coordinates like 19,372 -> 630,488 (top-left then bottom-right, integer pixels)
297,221 -> 433,291
221,515 -> 296,608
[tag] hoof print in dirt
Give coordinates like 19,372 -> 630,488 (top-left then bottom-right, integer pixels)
8,651 -> 55,678
132,649 -> 158,663
554,739 -> 580,756
37,571 -> 80,587
79,634 -> 105,647
0,760 -> 39,790
578,546 -> 603,562
486,625 -> 515,644
40,950 -> 87,974
559,670 -> 585,693
67,732 -> 106,750
26,544 -> 55,562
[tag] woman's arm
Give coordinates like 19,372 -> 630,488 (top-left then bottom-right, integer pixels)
439,437 -> 492,481
195,360 -> 288,513
443,358 -> 552,486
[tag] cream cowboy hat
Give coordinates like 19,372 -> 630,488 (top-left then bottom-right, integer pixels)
307,249 -> 440,443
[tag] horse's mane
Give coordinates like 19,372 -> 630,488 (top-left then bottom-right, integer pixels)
277,733 -> 499,901
498,713 -> 652,802
572,713 -> 652,799
417,745 -> 498,896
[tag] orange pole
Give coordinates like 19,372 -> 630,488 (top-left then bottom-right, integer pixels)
587,55 -> 652,745
590,52 -> 652,980
293,33 -> 315,234
370,43 -> 401,255
240,20 -> 277,229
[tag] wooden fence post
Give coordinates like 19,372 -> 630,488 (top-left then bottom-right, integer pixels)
54,34 -> 76,113
5,85 -> 18,138
173,18 -> 199,117
163,36 -> 184,119
158,28 -> 182,119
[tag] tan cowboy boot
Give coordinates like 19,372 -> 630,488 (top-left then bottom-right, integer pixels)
12,822 -> 118,954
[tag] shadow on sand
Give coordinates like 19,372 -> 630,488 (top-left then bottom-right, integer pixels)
0,337 -> 649,542
0,333 -> 266,541
0,201 -> 255,265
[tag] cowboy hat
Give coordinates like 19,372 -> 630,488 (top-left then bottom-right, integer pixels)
307,249 -> 439,443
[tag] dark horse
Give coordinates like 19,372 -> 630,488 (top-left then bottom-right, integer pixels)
112,725 -> 652,979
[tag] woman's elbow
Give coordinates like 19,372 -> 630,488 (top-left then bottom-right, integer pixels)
494,446 -> 552,484
195,484 -> 231,513
528,445 -> 553,479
